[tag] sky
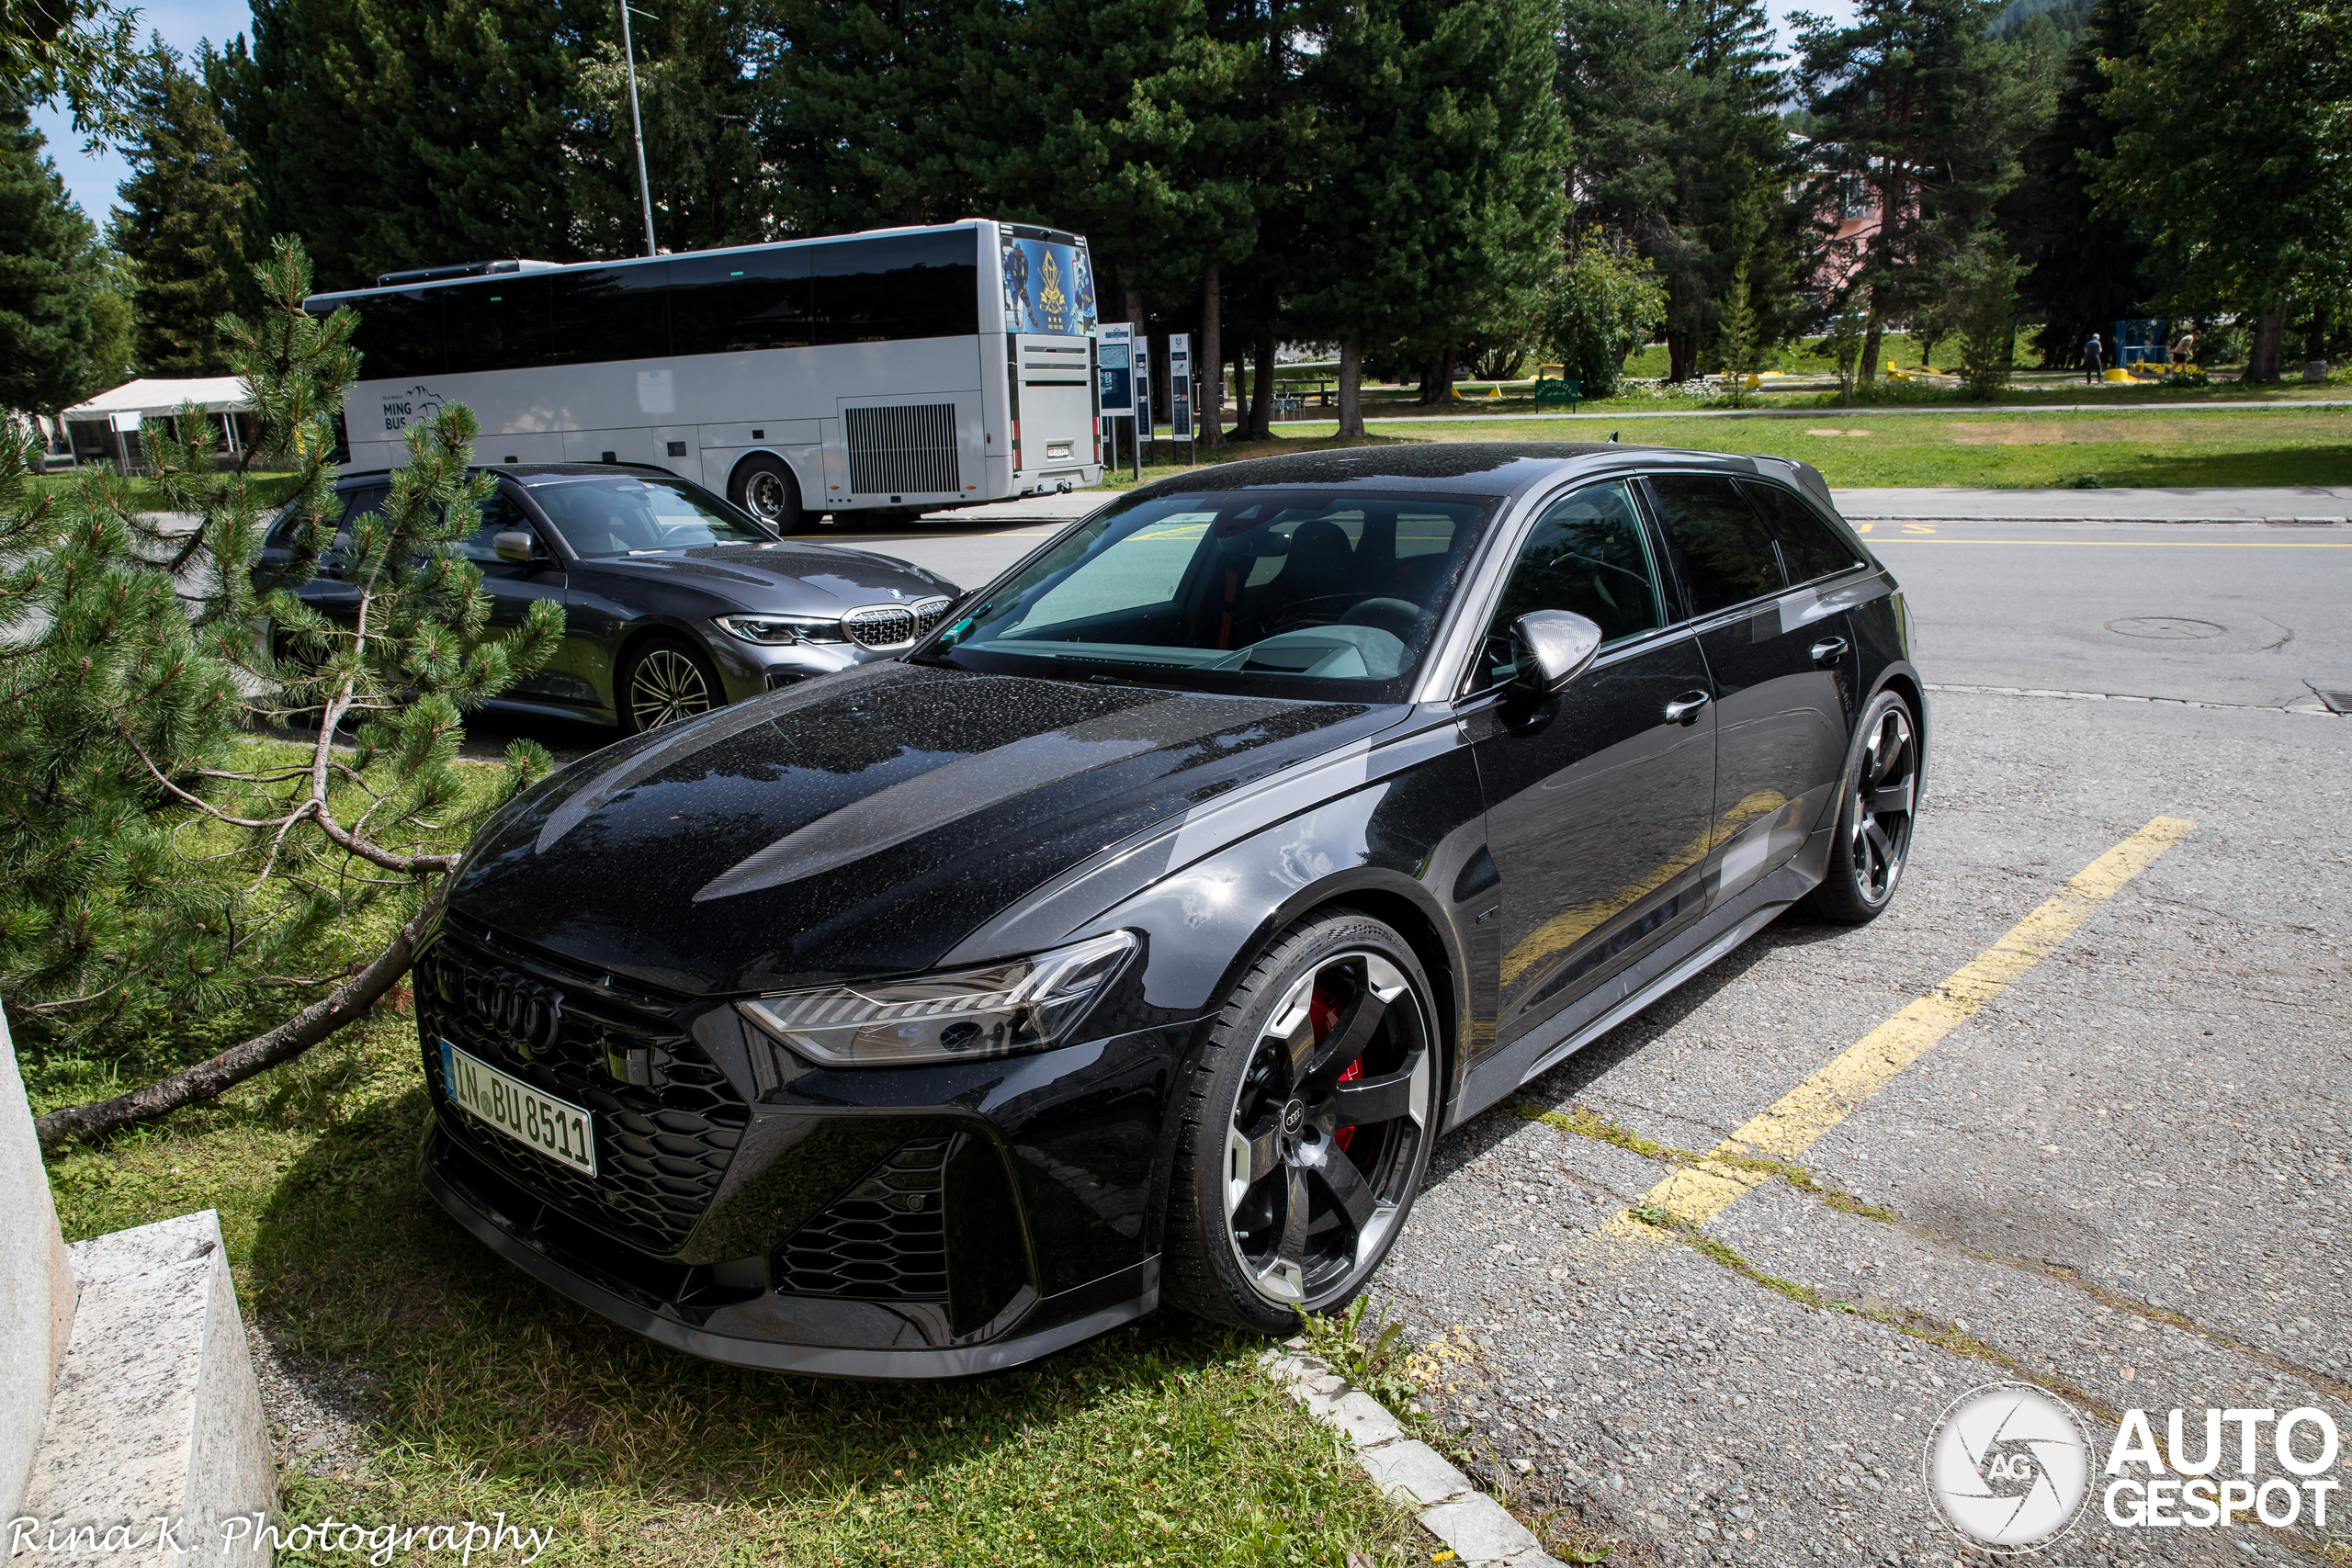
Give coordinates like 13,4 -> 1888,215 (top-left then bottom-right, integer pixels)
33,0 -> 1860,228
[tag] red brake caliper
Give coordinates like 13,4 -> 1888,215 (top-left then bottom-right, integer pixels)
1312,985 -> 1363,1153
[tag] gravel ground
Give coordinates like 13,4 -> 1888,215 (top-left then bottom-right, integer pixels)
246,1318 -> 386,1484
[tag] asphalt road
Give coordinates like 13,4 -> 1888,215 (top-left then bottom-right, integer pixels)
1363,524 -> 2352,1564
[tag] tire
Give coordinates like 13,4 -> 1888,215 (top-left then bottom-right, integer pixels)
617,634 -> 724,735
1163,910 -> 1442,1332
1802,688 -> 1921,924
729,455 -> 808,535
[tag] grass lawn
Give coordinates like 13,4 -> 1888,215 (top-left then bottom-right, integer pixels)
1103,405 -> 2352,490
29,751 -> 1485,1568
42,1014 -> 1443,1566
31,466 -> 306,513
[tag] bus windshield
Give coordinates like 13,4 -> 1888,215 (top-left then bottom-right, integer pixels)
525,475 -> 775,557
922,488 -> 1499,701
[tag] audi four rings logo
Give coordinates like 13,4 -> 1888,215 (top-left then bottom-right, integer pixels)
455,963 -> 565,1055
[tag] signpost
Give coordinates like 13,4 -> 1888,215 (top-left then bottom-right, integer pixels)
1168,333 -> 1194,465
1131,334 -> 1151,478
1098,322 -> 1135,476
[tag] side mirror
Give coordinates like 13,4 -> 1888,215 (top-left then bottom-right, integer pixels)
1507,610 -> 1603,699
492,530 -> 539,565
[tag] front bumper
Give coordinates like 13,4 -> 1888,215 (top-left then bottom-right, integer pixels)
414,914 -> 1197,1376
423,1127 -> 1158,1377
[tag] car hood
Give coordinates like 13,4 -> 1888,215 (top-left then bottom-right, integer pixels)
447,662 -> 1396,995
569,542 -> 959,609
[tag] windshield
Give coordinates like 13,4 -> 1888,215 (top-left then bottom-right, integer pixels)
923,488 -> 1498,699
526,475 -> 775,558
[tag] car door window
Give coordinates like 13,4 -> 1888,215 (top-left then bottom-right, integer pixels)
454,491 -> 543,564
1739,480 -> 1866,585
1646,474 -> 1785,616
1474,480 -> 1664,690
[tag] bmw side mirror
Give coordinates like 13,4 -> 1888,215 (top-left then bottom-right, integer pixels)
1508,610 -> 1603,699
492,530 -> 538,565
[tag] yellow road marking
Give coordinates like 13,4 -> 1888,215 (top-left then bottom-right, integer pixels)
1581,815 -> 2195,1252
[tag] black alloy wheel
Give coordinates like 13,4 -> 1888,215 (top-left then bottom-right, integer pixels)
1804,689 -> 1919,922
1166,912 -> 1439,1331
729,455 -> 808,535
618,635 -> 721,734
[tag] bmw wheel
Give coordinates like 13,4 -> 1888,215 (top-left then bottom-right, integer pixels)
618,635 -> 722,734
1165,911 -> 1440,1331
1804,689 -> 1920,923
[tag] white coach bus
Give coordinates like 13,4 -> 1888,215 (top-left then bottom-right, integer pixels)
303,219 -> 1104,532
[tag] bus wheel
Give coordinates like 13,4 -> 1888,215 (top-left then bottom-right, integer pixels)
730,456 -> 807,535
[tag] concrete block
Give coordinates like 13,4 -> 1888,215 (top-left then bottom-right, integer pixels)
1,1012 -> 74,1525
18,1211 -> 277,1566
1417,1492 -> 1544,1563
1322,1390 -> 1404,1450
1357,1438 -> 1472,1506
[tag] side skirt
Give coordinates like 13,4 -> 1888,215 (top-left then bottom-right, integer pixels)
1446,843 -> 1825,1128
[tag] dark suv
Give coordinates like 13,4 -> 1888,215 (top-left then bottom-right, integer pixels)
254,464 -> 959,731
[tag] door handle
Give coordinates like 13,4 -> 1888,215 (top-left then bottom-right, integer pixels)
1809,636 -> 1849,663
1664,692 -> 1711,726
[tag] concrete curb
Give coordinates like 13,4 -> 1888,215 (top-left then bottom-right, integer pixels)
1263,1342 -> 1566,1567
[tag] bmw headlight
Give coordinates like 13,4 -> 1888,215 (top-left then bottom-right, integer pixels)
735,931 -> 1138,1067
714,613 -> 845,645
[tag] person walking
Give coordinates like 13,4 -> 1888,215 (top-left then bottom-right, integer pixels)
2084,332 -> 2106,382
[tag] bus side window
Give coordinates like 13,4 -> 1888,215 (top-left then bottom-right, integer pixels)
347,289 -> 444,380
809,231 -> 979,345
445,278 -> 551,373
671,250 -> 812,356
548,264 -> 672,367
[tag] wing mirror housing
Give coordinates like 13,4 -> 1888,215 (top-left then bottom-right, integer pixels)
492,530 -> 539,565
1507,610 -> 1604,700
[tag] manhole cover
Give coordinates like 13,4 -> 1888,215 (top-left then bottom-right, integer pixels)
2105,616 -> 2225,639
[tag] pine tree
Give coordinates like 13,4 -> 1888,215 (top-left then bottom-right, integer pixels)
1294,0 -> 1566,428
570,0 -> 770,254
0,102 -> 107,413
109,40 -> 252,377
7,238 -> 560,1145
1997,0 -> 2140,367
1794,0 -> 2039,387
2090,0 -> 2352,381
217,0 -> 593,289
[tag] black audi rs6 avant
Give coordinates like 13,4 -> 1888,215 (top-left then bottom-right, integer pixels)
417,443 -> 1926,1377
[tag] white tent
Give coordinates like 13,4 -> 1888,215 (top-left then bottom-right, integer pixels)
61,378 -> 254,467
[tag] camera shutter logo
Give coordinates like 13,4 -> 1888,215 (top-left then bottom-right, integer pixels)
1923,1382 -> 2096,1551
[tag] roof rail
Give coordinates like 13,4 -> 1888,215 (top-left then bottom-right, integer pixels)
373,258 -> 563,288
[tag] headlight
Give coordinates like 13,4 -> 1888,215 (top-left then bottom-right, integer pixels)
735,931 -> 1137,1067
714,613 -> 845,645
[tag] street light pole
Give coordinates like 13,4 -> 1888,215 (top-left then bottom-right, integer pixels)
619,0 -> 657,257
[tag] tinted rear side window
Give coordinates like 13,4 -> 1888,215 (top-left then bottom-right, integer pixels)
671,250 -> 812,355
810,231 -> 979,344
1647,474 -> 1785,615
550,263 -> 673,365
345,289 -> 443,380
1741,480 -> 1865,584
443,278 -> 550,374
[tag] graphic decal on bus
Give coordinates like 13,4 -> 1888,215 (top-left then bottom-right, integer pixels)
1001,240 -> 1096,336
382,384 -> 447,434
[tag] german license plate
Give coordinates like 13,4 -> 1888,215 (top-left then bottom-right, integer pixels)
439,1040 -> 597,1177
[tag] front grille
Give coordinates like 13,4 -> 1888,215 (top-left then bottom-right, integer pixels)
774,1138 -> 951,1300
842,595 -> 952,649
844,403 -> 959,496
417,917 -> 747,1256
